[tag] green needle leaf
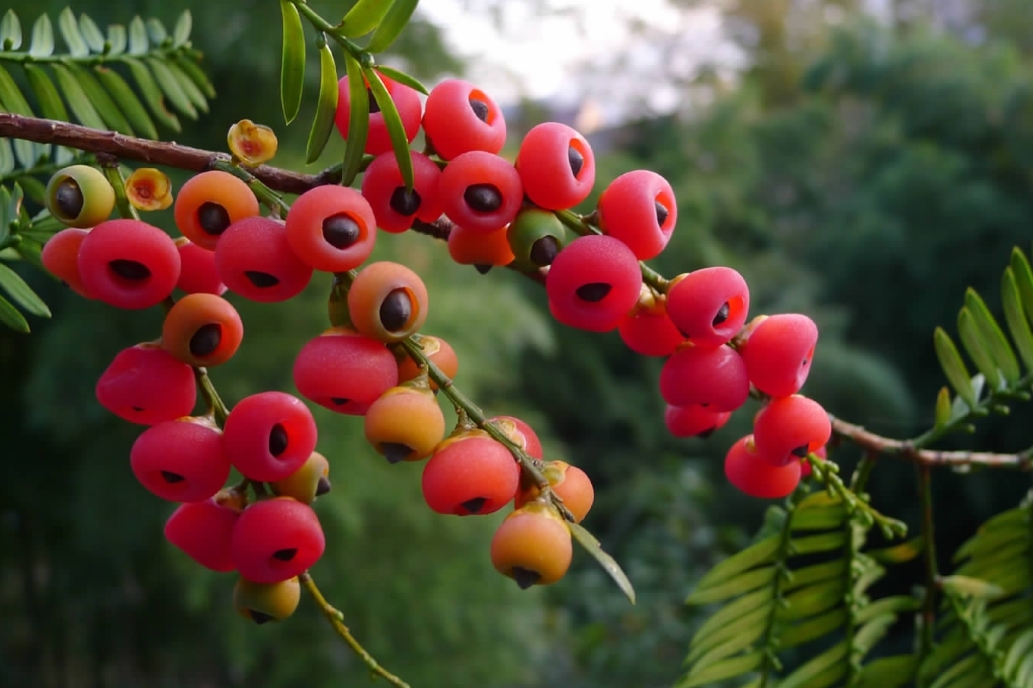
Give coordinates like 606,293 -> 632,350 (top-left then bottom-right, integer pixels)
933,386 -> 952,428
373,65 -> 429,95
306,35 -> 340,164
1010,248 -> 1033,330
171,54 -> 216,99
1001,267 -> 1033,373
146,57 -> 197,119
340,51 -> 369,187
0,263 -> 50,318
145,18 -> 167,45
57,7 -> 89,57
127,16 -> 148,55
278,0 -> 306,125
29,14 -> 55,58
939,575 -> 1005,600
957,307 -> 1004,392
0,10 -> 22,50
0,140 -> 13,175
365,0 -> 418,54
171,10 -> 192,47
64,64 -> 134,135
78,14 -> 105,53
94,66 -> 158,139
341,0 -> 395,38
0,64 -> 35,116
934,327 -> 978,409
963,288 -> 1020,385
568,521 -> 636,604
166,61 -> 208,113
0,293 -> 29,333
124,57 -> 181,132
106,24 -> 127,55
364,67 -> 413,189
50,62 -> 106,130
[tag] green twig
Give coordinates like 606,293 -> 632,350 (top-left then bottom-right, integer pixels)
805,453 -> 908,540
916,464 -> 938,680
288,0 -> 367,61
98,158 -> 139,221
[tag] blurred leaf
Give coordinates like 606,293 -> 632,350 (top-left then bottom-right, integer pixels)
340,0 -> 394,38
166,61 -> 208,114
15,238 -> 45,272
171,54 -> 215,99
29,13 -> 55,58
145,18 -> 167,45
940,575 -> 1005,600
934,387 -> 952,428
365,0 -> 418,53
0,292 -> 29,332
569,521 -> 636,604
306,34 -> 339,164
106,24 -> 126,55
0,10 -> 22,50
1000,268 -> 1033,373
124,57 -> 181,132
0,262 -> 50,318
65,63 -> 134,134
374,65 -> 429,95
50,62 -> 106,130
0,139 -> 13,175
964,288 -> 1020,385
934,327 -> 978,408
94,66 -> 158,139
868,537 -> 923,565
57,7 -> 88,57
172,10 -> 192,47
278,0 -> 306,125
24,64 -> 69,122
0,64 -> 34,116
78,14 -> 105,53
957,308 -> 1003,391
127,16 -> 148,55
856,655 -> 917,688
364,67 -> 413,189
146,57 -> 197,119
340,51 -> 369,187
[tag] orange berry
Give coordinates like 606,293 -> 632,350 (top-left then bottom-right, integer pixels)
161,293 -> 244,367
397,335 -> 459,391
174,170 -> 260,250
347,261 -> 429,343
364,385 -> 445,463
490,502 -> 572,589
514,460 -> 594,523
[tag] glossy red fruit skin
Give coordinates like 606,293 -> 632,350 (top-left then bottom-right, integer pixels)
421,433 -> 521,516
360,151 -> 444,233
752,395 -> 832,467
597,170 -> 678,260
42,228 -> 94,299
214,216 -> 313,303
230,497 -> 326,584
164,496 -> 240,572
130,417 -> 232,502
515,122 -> 595,210
222,392 -> 318,482
488,415 -> 544,459
437,151 -> 523,233
619,308 -> 685,357
546,234 -> 643,333
174,238 -> 227,295
285,185 -> 377,272
292,328 -> 399,415
96,343 -> 197,425
666,267 -> 750,347
77,219 -> 181,309
725,435 -> 802,499
659,345 -> 750,412
664,404 -> 732,439
741,313 -> 819,398
334,72 -> 422,156
422,79 -> 507,160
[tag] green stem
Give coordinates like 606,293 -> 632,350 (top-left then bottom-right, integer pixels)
850,450 -> 879,492
806,453 -> 908,539
288,0 -> 367,60
212,159 -> 290,216
915,464 -> 938,681
99,160 -> 139,221
0,45 -> 199,66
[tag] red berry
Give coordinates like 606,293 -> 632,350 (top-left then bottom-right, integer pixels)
173,170 -> 260,251
596,170 -> 677,260
285,185 -> 377,272
214,216 -> 313,303
130,416 -> 231,502
664,404 -> 732,439
740,313 -> 819,398
347,261 -> 429,343
447,224 -> 515,271
619,304 -> 685,357
42,227 -> 93,299
396,335 -> 459,391
164,494 -> 241,572
360,151 -> 443,233
334,71 -> 422,156
515,122 -> 595,210
489,415 -> 544,459
162,293 -> 244,368
725,435 -> 801,499
292,327 -> 399,415
666,267 -> 750,347
230,497 -> 325,583
422,430 -> 521,516
222,391 -> 318,482
438,151 -> 523,233
513,460 -> 595,524
546,235 -> 643,333
77,219 -> 181,310
422,79 -> 507,160
96,343 -> 197,425
174,237 -> 227,295
752,395 -> 831,467
659,344 -> 750,412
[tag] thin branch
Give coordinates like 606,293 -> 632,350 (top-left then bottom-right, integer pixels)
916,464 -> 938,683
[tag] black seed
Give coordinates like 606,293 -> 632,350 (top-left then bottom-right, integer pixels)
463,184 -> 502,213
469,97 -> 490,122
575,282 -> 611,302
160,470 -> 186,484
245,271 -> 280,288
791,445 -> 810,458
654,199 -> 669,227
248,610 -> 275,625
189,323 -> 222,357
109,259 -> 151,281
382,442 -> 413,464
54,179 -> 84,219
322,214 -> 361,249
316,476 -> 332,496
511,566 -> 541,590
269,423 -> 289,457
197,202 -> 231,236
530,236 -> 560,267
330,397 -> 350,406
700,403 -> 710,408
474,263 -> 493,275
367,87 -> 380,113
131,406 -> 145,412
460,497 -> 488,514
567,145 -> 584,178
271,548 -> 297,562
379,289 -> 412,332
389,187 -> 422,216
713,302 -> 730,327
698,427 -> 717,440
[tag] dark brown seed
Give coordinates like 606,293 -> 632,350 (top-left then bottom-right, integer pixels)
316,476 -> 332,496
654,199 -> 669,227
389,187 -> 422,216
568,146 -> 584,178
54,179 -> 84,219
474,264 -> 493,275
379,289 -> 412,332
460,497 -> 488,514
131,406 -> 145,412
511,566 -> 541,590
245,271 -> 280,288
576,282 -> 611,302
269,423 -> 289,456
367,88 -> 380,113
322,214 -> 361,249
271,548 -> 297,562
189,323 -> 222,357
381,442 -> 413,464
248,610 -> 274,625
330,397 -> 350,405
791,445 -> 810,458
469,98 -> 489,122
109,259 -> 151,281
463,184 -> 503,213
197,202 -> 231,235
713,302 -> 730,327
160,470 -> 185,484
530,236 -> 560,267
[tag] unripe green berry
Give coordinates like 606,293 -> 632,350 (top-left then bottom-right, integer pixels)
45,164 -> 116,228
506,208 -> 569,272
233,576 -> 301,625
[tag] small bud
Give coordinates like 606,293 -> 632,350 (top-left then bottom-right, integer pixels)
228,119 -> 279,166
125,167 -> 173,211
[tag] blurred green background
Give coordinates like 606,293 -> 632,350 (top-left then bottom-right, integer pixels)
2,1 -> 1033,687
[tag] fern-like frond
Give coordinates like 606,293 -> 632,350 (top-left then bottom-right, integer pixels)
680,487 -> 920,688
0,183 -> 64,332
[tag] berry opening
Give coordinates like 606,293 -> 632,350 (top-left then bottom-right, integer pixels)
189,323 -> 223,357
55,178 -> 84,219
568,138 -> 590,180
197,202 -> 232,236
269,423 -> 289,457
160,470 -> 185,484
381,441 -> 414,464
468,96 -> 490,122
271,547 -> 297,561
321,213 -> 361,249
460,497 -> 488,514
576,282 -> 612,303
655,198 -> 670,227
389,186 -> 422,215
379,288 -> 414,332
511,566 -> 541,590
530,236 -> 560,267
108,259 -> 151,281
463,184 -> 503,213
244,270 -> 281,288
